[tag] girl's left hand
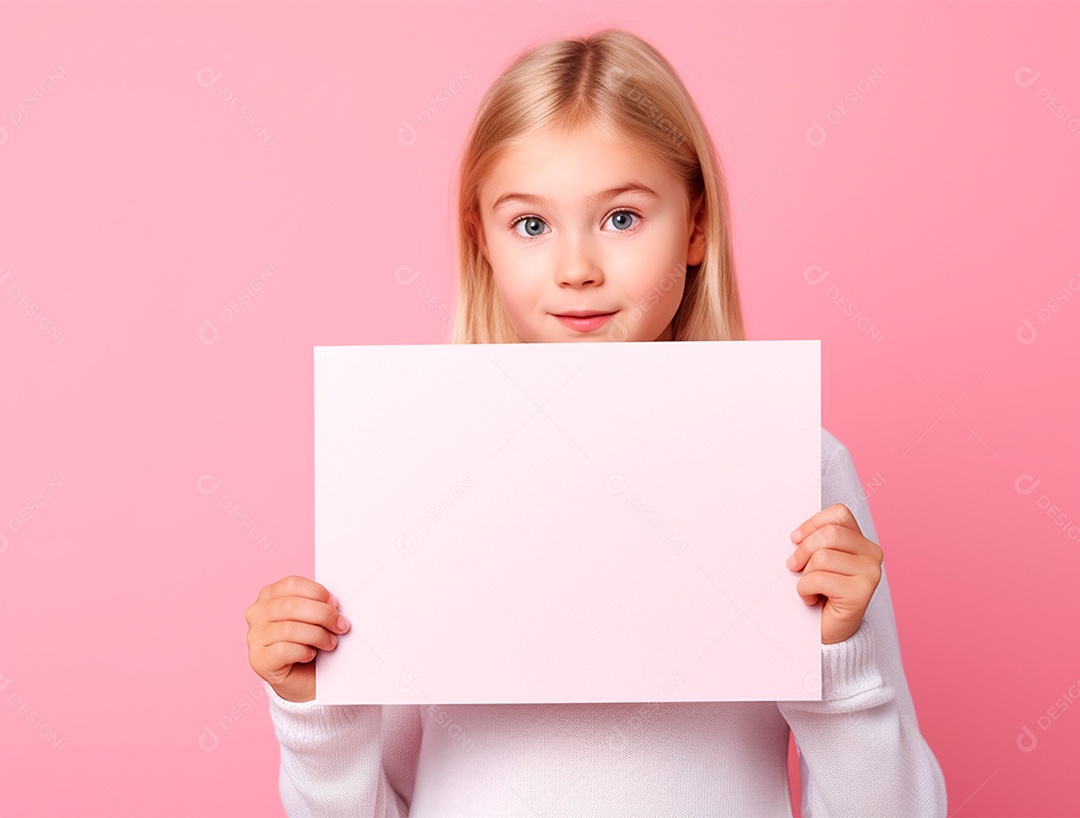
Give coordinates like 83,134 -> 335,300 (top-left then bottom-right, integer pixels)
786,503 -> 884,645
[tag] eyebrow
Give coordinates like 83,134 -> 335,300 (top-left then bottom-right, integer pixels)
491,184 -> 660,213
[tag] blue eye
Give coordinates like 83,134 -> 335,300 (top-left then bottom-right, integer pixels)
512,216 -> 549,239
605,210 -> 640,231
509,208 -> 643,241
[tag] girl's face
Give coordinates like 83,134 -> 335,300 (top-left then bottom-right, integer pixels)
477,125 -> 706,342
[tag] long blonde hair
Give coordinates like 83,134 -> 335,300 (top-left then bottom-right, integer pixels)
448,28 -> 746,344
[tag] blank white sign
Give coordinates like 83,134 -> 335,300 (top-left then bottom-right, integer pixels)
314,340 -> 821,704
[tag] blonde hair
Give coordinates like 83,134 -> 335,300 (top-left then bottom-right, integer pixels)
448,27 -> 746,344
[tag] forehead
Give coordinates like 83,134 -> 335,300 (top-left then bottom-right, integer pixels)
481,126 -> 676,208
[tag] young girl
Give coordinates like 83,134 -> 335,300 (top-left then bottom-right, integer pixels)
246,29 -> 947,816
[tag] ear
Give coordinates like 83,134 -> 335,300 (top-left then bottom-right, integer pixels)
687,192 -> 707,267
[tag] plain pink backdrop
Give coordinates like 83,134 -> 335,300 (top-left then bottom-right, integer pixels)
1,2 -> 1078,816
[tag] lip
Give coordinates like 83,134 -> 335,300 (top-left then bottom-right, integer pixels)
553,310 -> 618,317
551,311 -> 618,332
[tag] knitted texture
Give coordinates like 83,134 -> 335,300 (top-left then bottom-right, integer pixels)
265,427 -> 948,816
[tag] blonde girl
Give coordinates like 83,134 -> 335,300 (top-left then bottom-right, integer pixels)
247,28 -> 948,816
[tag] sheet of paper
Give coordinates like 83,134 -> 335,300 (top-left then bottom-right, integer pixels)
314,340 -> 822,704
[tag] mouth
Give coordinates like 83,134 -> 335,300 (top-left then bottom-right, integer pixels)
551,310 -> 619,332
552,310 -> 618,318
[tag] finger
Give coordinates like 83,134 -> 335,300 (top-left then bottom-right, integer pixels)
259,575 -> 338,608
264,595 -> 351,634
796,568 -> 878,609
267,641 -> 318,672
795,569 -> 856,606
263,620 -> 341,653
799,548 -> 868,578
790,503 -> 859,544
787,524 -> 864,570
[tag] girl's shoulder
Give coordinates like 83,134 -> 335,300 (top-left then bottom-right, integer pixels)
819,426 -> 879,541
820,425 -> 850,479
820,425 -> 867,500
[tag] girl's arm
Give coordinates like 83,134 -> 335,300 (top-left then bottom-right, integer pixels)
775,431 -> 948,817
265,682 -> 421,817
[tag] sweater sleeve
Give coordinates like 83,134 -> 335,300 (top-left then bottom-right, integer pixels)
775,431 -> 948,817
264,680 -> 412,817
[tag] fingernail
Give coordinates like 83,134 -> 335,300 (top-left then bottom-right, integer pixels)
786,554 -> 797,569
328,594 -> 339,608
790,528 -> 802,541
337,615 -> 350,632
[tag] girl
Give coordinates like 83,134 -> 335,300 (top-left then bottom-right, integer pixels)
246,28 -> 948,816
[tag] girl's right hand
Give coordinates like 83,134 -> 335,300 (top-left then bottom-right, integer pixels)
245,575 -> 352,703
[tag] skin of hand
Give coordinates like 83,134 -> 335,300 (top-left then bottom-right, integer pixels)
245,575 -> 352,703
785,503 -> 884,645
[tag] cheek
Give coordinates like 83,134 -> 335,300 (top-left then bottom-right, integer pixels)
622,243 -> 686,304
491,265 -> 539,320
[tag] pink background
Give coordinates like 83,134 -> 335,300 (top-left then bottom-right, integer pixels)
1,1 -> 1077,816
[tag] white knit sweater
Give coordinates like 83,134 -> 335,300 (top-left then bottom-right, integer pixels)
264,427 -> 948,816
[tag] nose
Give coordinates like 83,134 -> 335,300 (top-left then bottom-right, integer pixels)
556,234 -> 604,287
